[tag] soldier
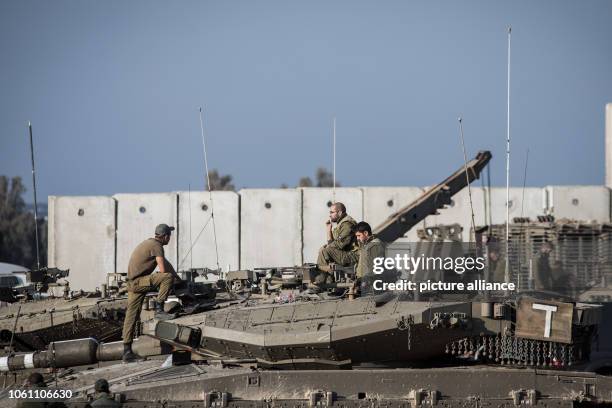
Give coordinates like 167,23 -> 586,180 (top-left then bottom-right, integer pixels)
487,248 -> 506,283
316,202 -> 359,276
88,379 -> 121,407
121,224 -> 182,363
354,221 -> 386,279
534,242 -> 555,291
16,372 -> 56,408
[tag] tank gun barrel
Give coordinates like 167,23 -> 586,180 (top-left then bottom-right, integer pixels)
373,150 -> 492,242
0,337 -> 160,372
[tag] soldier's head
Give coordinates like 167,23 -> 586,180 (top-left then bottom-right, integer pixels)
354,221 -> 372,244
154,224 -> 175,245
329,202 -> 346,222
488,248 -> 499,261
94,378 -> 110,393
540,242 -> 553,254
26,372 -> 44,387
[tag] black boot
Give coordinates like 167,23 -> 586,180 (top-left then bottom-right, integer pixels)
122,343 -> 143,363
154,301 -> 175,320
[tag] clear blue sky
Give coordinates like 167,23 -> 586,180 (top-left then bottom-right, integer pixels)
1,0 -> 611,199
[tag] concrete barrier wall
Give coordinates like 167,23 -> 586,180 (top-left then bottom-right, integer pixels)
114,193 -> 178,273
486,187 -> 546,225
48,196 -> 115,292
49,185 -> 612,290
546,186 -> 610,222
239,189 -> 302,269
176,191 -> 239,271
301,188 -> 363,264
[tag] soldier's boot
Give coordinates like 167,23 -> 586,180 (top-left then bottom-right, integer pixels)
154,301 -> 176,320
122,343 -> 144,363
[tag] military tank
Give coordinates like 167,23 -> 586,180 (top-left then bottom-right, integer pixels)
1,291 -> 609,407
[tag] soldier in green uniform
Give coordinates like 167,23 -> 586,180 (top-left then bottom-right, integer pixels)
121,224 -> 182,363
16,373 -> 50,408
487,248 -> 506,283
88,379 -> 121,407
534,242 -> 555,291
354,221 -> 386,279
316,202 -> 359,276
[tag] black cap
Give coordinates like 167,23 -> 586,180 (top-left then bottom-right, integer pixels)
94,378 -> 109,393
155,224 -> 175,236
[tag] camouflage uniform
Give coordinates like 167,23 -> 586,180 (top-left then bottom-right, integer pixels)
317,214 -> 359,269
356,235 -> 386,278
89,392 -> 122,407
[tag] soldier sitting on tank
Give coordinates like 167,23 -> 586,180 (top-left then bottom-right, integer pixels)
121,224 -> 183,363
88,379 -> 121,408
15,373 -> 50,408
353,221 -> 387,293
316,202 -> 359,283
534,242 -> 555,291
354,222 -> 386,278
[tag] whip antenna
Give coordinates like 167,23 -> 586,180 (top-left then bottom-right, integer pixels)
28,122 -> 41,270
458,117 -> 477,243
520,149 -> 529,219
332,116 -> 336,202
188,183 -> 193,270
505,25 -> 512,285
517,148 -> 529,288
199,107 -> 220,271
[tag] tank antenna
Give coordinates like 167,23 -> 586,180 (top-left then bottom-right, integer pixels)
188,183 -> 193,270
332,116 -> 336,203
199,107 -> 220,271
516,148 -> 529,288
28,121 -> 41,270
458,117 -> 477,243
520,148 -> 529,220
505,25 -> 512,285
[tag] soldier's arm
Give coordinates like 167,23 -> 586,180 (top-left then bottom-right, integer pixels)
156,257 -> 181,281
327,222 -> 353,250
365,244 -> 385,276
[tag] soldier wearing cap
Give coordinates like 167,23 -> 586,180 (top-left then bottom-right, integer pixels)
121,224 -> 182,363
89,379 -> 121,407
316,202 -> 359,275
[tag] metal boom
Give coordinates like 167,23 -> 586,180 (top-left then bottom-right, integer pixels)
373,150 -> 492,242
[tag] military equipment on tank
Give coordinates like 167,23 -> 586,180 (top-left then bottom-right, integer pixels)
374,150 -> 491,243
0,267 -> 70,303
0,295 -> 128,355
476,218 -> 612,298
